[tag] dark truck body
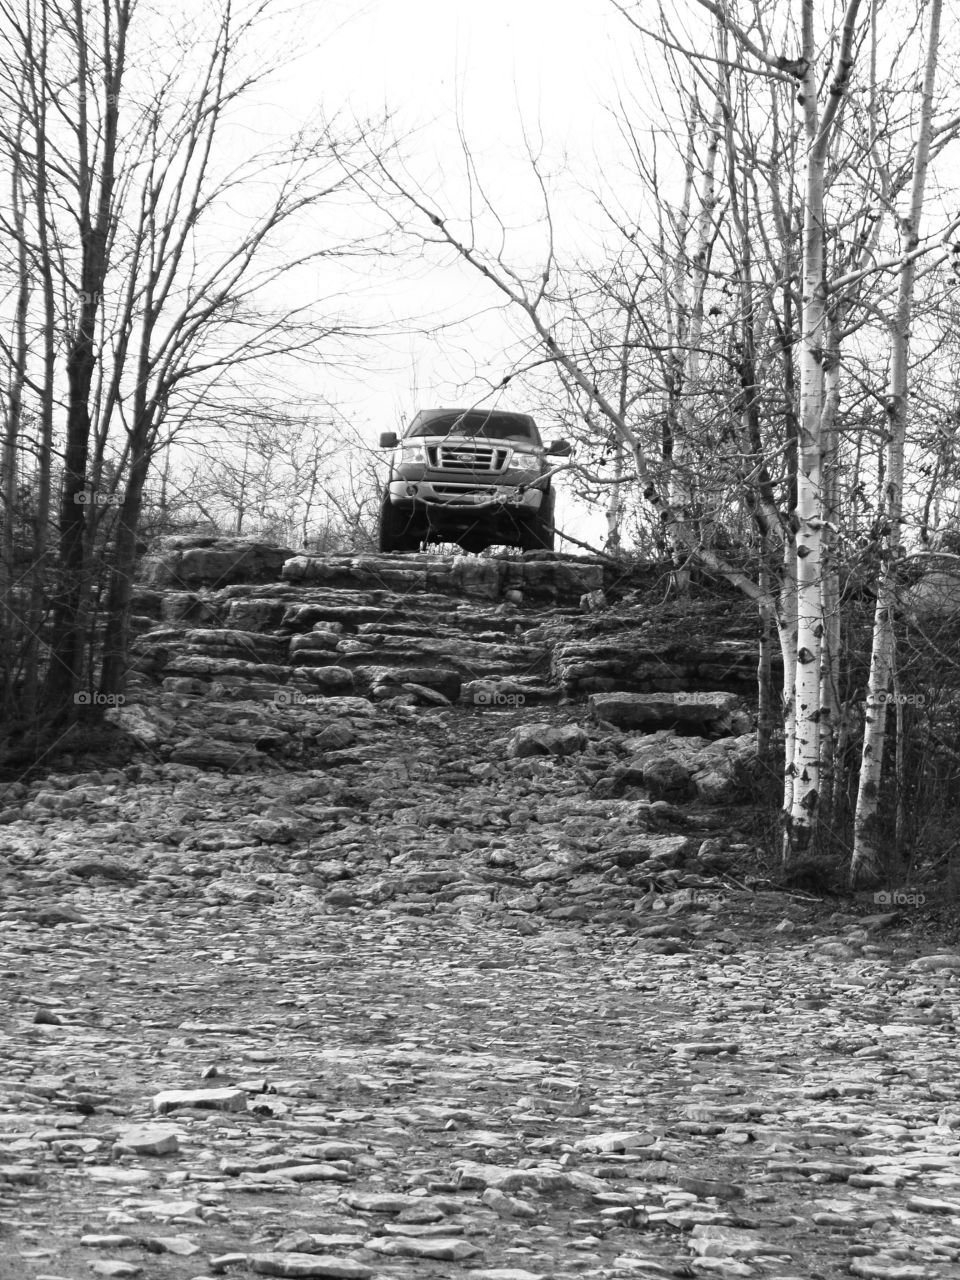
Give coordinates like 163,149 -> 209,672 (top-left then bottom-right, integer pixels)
377,408 -> 569,554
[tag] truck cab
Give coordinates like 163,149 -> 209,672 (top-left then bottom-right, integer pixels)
378,408 -> 570,554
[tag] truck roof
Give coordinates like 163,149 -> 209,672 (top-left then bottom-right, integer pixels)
405,409 -> 540,442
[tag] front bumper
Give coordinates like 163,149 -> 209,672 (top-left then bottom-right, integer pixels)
388,479 -> 543,512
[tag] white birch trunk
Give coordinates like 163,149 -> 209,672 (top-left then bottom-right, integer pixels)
818,328 -> 842,814
850,0 -> 942,884
661,96 -> 722,590
780,526 -> 799,822
784,25 -> 828,864
783,0 -> 863,865
605,442 -> 624,552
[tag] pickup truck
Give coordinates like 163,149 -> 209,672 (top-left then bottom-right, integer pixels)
378,408 -> 570,554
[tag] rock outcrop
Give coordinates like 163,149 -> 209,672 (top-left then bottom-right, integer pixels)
128,549 -> 762,712
140,535 -> 294,588
100,543 -> 763,808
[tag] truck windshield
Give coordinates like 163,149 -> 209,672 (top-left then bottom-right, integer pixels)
404,411 -> 537,442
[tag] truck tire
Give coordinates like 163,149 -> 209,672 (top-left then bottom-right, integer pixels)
518,490 -> 555,552
378,496 -> 421,552
458,533 -> 492,554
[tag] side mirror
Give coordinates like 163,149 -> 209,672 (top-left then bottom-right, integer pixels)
547,439 -> 572,457
379,431 -> 399,449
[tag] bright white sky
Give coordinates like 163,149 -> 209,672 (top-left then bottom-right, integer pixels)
259,0 -> 644,542
290,0 -> 637,429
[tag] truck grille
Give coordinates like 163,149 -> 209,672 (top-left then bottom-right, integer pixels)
426,444 -> 508,473
431,484 -> 493,496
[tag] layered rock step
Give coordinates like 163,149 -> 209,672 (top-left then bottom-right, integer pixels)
130,547 -> 764,708
131,552 -> 610,707
140,545 -> 605,601
132,593 -> 576,705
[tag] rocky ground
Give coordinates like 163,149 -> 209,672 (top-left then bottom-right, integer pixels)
2,547 -> 960,1280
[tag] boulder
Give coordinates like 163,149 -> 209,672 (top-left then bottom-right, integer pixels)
141,538 -> 292,588
313,722 -> 356,750
364,666 -> 461,703
296,666 -> 355,694
642,756 -> 696,801
104,703 -> 176,747
507,723 -> 587,758
589,691 -> 740,733
624,730 -> 759,805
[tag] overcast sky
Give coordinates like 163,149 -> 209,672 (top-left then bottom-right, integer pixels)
291,0 -> 637,438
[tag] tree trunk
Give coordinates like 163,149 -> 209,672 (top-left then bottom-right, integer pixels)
783,35 -> 828,864
783,0 -> 862,865
1,123 -> 30,719
818,324 -> 842,823
99,435 -> 150,698
22,2 -> 57,724
605,442 -> 624,553
671,96 -> 723,595
851,0 -> 941,885
757,552 -> 776,758
43,0 -> 126,717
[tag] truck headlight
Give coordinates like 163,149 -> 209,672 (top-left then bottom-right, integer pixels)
398,445 -> 423,463
505,451 -> 537,471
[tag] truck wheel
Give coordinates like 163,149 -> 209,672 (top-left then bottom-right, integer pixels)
378,496 -> 421,552
518,491 -> 555,552
458,533 -> 492,554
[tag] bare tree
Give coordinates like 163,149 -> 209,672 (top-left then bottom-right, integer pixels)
0,0 -> 390,738
851,0 -> 945,884
355,0 -> 960,871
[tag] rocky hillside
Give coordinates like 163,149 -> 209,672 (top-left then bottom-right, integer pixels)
89,541 -> 762,787
5,540 -> 960,1280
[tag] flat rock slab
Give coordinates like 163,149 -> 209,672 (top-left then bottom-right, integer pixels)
251,1162 -> 352,1182
365,1235 -> 482,1259
86,1167 -> 151,1185
249,1256 -> 374,1278
114,1123 -> 180,1155
470,1272 -> 545,1280
589,690 -> 738,729
153,1087 -> 247,1114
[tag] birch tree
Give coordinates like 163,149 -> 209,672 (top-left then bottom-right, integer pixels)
851,0 -> 944,884
777,0 -> 863,859
358,0 -> 960,870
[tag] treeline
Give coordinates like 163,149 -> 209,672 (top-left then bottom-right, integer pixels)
0,0 -> 387,738
3,0 -> 960,886
355,0 -> 960,883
